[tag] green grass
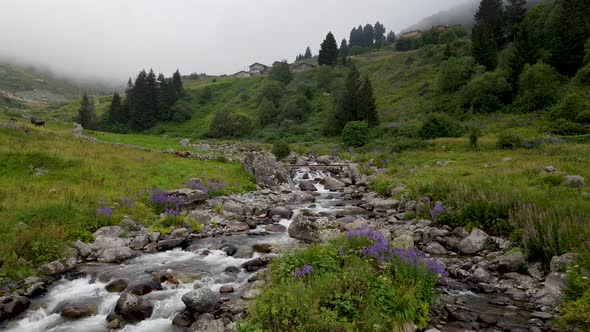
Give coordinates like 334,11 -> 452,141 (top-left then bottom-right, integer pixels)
0,125 -> 254,279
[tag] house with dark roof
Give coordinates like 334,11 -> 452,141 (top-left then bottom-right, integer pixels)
249,63 -> 269,75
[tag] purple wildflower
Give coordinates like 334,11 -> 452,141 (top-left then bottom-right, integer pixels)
148,189 -> 169,205
430,202 -> 445,221
97,206 -> 113,218
294,264 -> 313,278
121,196 -> 135,209
164,208 -> 181,217
186,181 -> 209,195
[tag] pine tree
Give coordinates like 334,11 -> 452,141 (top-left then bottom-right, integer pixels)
339,39 -> 349,58
386,31 -> 397,44
363,24 -> 375,48
443,44 -> 453,60
304,47 -> 312,59
172,69 -> 184,97
318,32 -> 339,66
334,64 -> 361,132
77,92 -> 96,129
472,22 -> 498,70
374,22 -> 386,48
507,27 -> 539,86
505,0 -> 527,41
472,0 -> 505,69
549,0 -> 589,76
358,76 -> 378,127
108,92 -> 126,124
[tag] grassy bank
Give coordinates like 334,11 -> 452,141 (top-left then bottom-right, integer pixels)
0,125 -> 254,279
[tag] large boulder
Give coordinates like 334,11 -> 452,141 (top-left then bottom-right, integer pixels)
181,288 -> 219,314
498,251 -> 526,273
93,226 -> 125,238
346,165 -> 361,185
114,292 -> 154,322
550,253 -> 578,273
129,235 -> 150,250
97,247 -> 137,263
92,236 -> 130,252
288,214 -> 338,242
563,175 -> 586,188
299,181 -> 318,192
61,304 -> 96,319
321,177 -> 345,191
268,206 -> 293,219
372,199 -> 400,212
188,319 -> 226,332
126,281 -> 163,296
244,152 -> 292,189
316,156 -> 332,165
73,240 -> 92,258
40,261 -> 66,275
106,279 -> 129,293
167,189 -> 208,208
457,229 -> 490,254
0,295 -> 30,322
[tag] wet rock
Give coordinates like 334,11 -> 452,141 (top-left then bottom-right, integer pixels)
61,304 -> 95,319
263,224 -> 286,233
241,257 -> 273,272
129,235 -> 150,250
220,285 -> 234,294
226,221 -> 250,233
424,242 -> 448,255
171,228 -> 190,239
126,281 -> 163,296
531,312 -> 553,320
188,319 -> 226,332
0,295 -> 30,322
157,238 -> 186,251
106,279 -> 129,293
225,266 -> 240,274
40,261 -> 66,275
288,214 -> 338,242
244,152 -> 292,189
106,313 -> 124,329
173,311 -> 195,328
505,287 -> 528,301
73,240 -> 91,258
98,247 -> 136,263
93,226 -> 125,238
268,206 -> 293,219
252,243 -> 272,254
563,175 -> 586,188
443,236 -> 461,251
221,245 -> 238,256
321,177 -> 345,191
498,251 -> 526,273
472,267 -> 493,283
299,181 -> 318,191
114,292 -> 154,322
457,229 -> 490,254
550,253 -> 578,273
182,288 -> 220,314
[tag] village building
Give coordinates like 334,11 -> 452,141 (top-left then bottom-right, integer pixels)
233,71 -> 252,78
400,30 -> 423,39
249,63 -> 269,75
291,63 -> 316,73
434,25 -> 449,31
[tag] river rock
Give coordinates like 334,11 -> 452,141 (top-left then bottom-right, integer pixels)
98,247 -> 136,263
61,304 -> 95,319
264,224 -> 286,233
0,295 -> 30,322
167,189 -> 208,207
219,285 -> 234,294
92,236 -> 130,252
225,266 -> 240,274
346,165 -> 361,184
498,251 -> 526,273
244,152 -> 292,189
181,288 -> 220,314
457,229 -> 490,254
40,261 -> 66,275
316,156 -> 332,165
241,257 -> 273,272
173,311 -> 195,328
321,177 -> 345,191
157,238 -> 186,251
299,181 -> 318,191
372,199 -> 400,212
114,292 -> 154,322
223,201 -> 246,215
527,262 -> 545,281
189,319 -> 226,332
73,240 -> 92,258
544,272 -> 567,295
288,214 -> 338,242
93,226 -> 124,239
424,242 -> 448,255
129,235 -> 150,250
563,175 -> 586,188
221,244 -> 238,256
171,228 -> 190,239
472,267 -> 493,283
268,206 -> 293,219
106,279 -> 129,293
550,253 -> 578,273
252,243 -> 272,254
126,281 -> 163,296
226,221 -> 250,232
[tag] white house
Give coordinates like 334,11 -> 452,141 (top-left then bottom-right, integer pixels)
249,63 -> 269,74
233,71 -> 252,78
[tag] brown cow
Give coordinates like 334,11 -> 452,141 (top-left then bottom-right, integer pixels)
175,151 -> 191,158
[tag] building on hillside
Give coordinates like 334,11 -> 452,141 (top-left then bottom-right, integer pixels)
434,25 -> 449,31
233,71 -> 252,78
291,63 -> 316,73
400,30 -> 423,39
249,63 -> 269,75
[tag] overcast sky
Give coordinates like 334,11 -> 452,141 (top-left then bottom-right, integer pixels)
0,0 -> 468,83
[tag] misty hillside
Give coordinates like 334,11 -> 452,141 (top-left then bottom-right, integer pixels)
404,0 -> 552,32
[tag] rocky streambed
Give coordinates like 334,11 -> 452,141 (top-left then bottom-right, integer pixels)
0,153 -> 567,331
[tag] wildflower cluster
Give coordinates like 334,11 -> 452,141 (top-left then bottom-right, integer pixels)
430,201 -> 445,221
185,180 -> 228,196
293,264 -> 313,278
347,228 -> 447,278
146,188 -> 183,216
96,197 -> 113,217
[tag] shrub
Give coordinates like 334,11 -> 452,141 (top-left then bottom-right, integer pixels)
281,94 -> 312,122
550,93 -> 590,124
342,121 -> 369,147
257,98 -> 279,126
437,56 -> 482,94
271,140 -> 290,160
575,64 -> 590,86
468,127 -> 481,148
259,81 -> 285,107
457,70 -> 511,113
514,63 -> 562,112
418,113 -> 464,139
169,100 -> 193,123
207,110 -> 253,138
268,61 -> 293,85
496,133 -> 524,150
